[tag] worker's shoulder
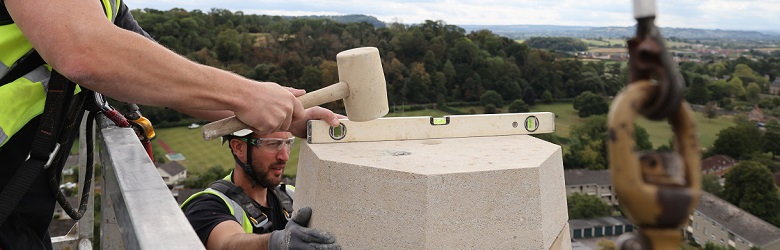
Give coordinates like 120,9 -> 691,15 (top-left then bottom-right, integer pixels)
182,191 -> 230,210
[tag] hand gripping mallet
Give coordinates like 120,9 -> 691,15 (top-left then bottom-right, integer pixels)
201,47 -> 389,140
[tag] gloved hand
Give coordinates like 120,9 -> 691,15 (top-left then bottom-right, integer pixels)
268,206 -> 339,250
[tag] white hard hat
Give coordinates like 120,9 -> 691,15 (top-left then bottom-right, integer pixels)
222,129 -> 253,144
231,129 -> 253,137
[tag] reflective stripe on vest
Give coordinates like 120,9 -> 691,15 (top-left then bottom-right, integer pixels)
0,0 -> 120,147
181,188 -> 256,234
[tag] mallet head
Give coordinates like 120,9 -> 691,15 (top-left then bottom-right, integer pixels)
336,47 -> 389,122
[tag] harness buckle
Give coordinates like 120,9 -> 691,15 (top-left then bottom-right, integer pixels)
26,143 -> 61,169
44,143 -> 61,169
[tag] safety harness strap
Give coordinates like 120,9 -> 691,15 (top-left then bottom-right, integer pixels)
0,50 -> 44,86
0,1 -> 11,26
210,180 -> 268,225
0,69 -> 74,226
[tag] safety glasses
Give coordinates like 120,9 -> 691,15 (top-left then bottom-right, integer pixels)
239,137 -> 295,153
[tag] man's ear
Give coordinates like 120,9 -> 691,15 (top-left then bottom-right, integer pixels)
229,138 -> 247,160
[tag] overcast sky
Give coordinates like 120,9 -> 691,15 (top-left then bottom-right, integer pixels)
127,0 -> 780,31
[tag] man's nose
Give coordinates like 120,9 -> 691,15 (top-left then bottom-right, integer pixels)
276,147 -> 290,160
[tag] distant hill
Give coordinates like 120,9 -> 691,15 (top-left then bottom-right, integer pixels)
460,24 -> 780,42
280,14 -> 780,45
284,14 -> 386,28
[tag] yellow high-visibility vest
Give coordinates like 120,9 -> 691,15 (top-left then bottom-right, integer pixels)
0,0 -> 120,147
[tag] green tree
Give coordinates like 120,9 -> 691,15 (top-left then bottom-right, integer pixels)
484,104 -> 497,114
711,124 -> 762,159
567,193 -> 611,219
705,101 -> 718,120
722,161 -> 780,227
507,99 -> 530,113
541,90 -> 554,103
406,63 -> 433,103
181,166 -> 231,188
573,91 -> 609,118
564,115 -> 651,169
685,75 -> 710,105
728,77 -> 746,99
480,90 -> 504,108
299,66 -> 322,92
763,128 -> 780,160
215,28 -> 242,62
702,174 -> 723,197
746,82 -> 762,104
522,86 -> 537,106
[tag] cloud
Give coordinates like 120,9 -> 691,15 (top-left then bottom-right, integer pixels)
126,0 -> 780,31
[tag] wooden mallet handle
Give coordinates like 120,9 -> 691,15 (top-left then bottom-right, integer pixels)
201,82 -> 349,140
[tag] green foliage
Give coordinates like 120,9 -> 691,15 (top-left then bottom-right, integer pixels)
702,174 -> 723,197
711,123 -> 762,159
181,166 -> 233,188
567,192 -> 611,219
722,161 -> 780,227
507,99 -> 530,113
564,115 -> 652,169
522,86 -> 536,106
763,127 -> 780,159
484,104 -> 497,114
524,37 -> 588,52
573,91 -> 608,118
564,115 -> 608,170
541,90 -> 554,103
746,82 -> 762,104
480,90 -> 504,108
685,74 -> 710,105
728,77 -> 746,99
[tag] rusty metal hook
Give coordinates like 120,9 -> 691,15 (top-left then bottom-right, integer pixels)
627,0 -> 686,121
607,80 -> 701,249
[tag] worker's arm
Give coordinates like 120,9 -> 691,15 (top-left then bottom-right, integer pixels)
5,0 -> 304,134
205,207 -> 339,250
206,220 -> 272,250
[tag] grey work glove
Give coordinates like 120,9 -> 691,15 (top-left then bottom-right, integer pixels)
269,206 -> 340,250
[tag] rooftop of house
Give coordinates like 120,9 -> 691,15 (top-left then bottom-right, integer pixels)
564,169 -> 611,186
568,216 -> 632,230
700,155 -> 738,174
156,161 -> 187,176
696,192 -> 780,246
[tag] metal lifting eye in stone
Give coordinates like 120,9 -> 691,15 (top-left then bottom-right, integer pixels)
329,122 -> 347,140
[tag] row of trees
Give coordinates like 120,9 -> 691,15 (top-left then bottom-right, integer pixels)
131,8 -> 633,125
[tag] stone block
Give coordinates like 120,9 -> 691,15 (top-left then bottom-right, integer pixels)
295,135 -> 570,249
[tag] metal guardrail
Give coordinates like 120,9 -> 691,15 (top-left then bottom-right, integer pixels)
53,113 -> 204,249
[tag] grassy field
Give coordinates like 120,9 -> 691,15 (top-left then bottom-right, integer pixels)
459,102 -> 735,149
589,47 -> 628,53
581,39 -> 626,48
532,103 -> 735,149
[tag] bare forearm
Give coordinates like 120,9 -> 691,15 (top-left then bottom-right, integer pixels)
210,233 -> 270,250
9,0 -> 245,112
8,0 -> 308,134
69,29 -> 245,112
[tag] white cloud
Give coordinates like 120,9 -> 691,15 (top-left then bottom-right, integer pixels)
127,0 -> 780,31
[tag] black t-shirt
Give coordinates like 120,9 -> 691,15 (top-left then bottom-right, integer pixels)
183,186 -> 289,245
